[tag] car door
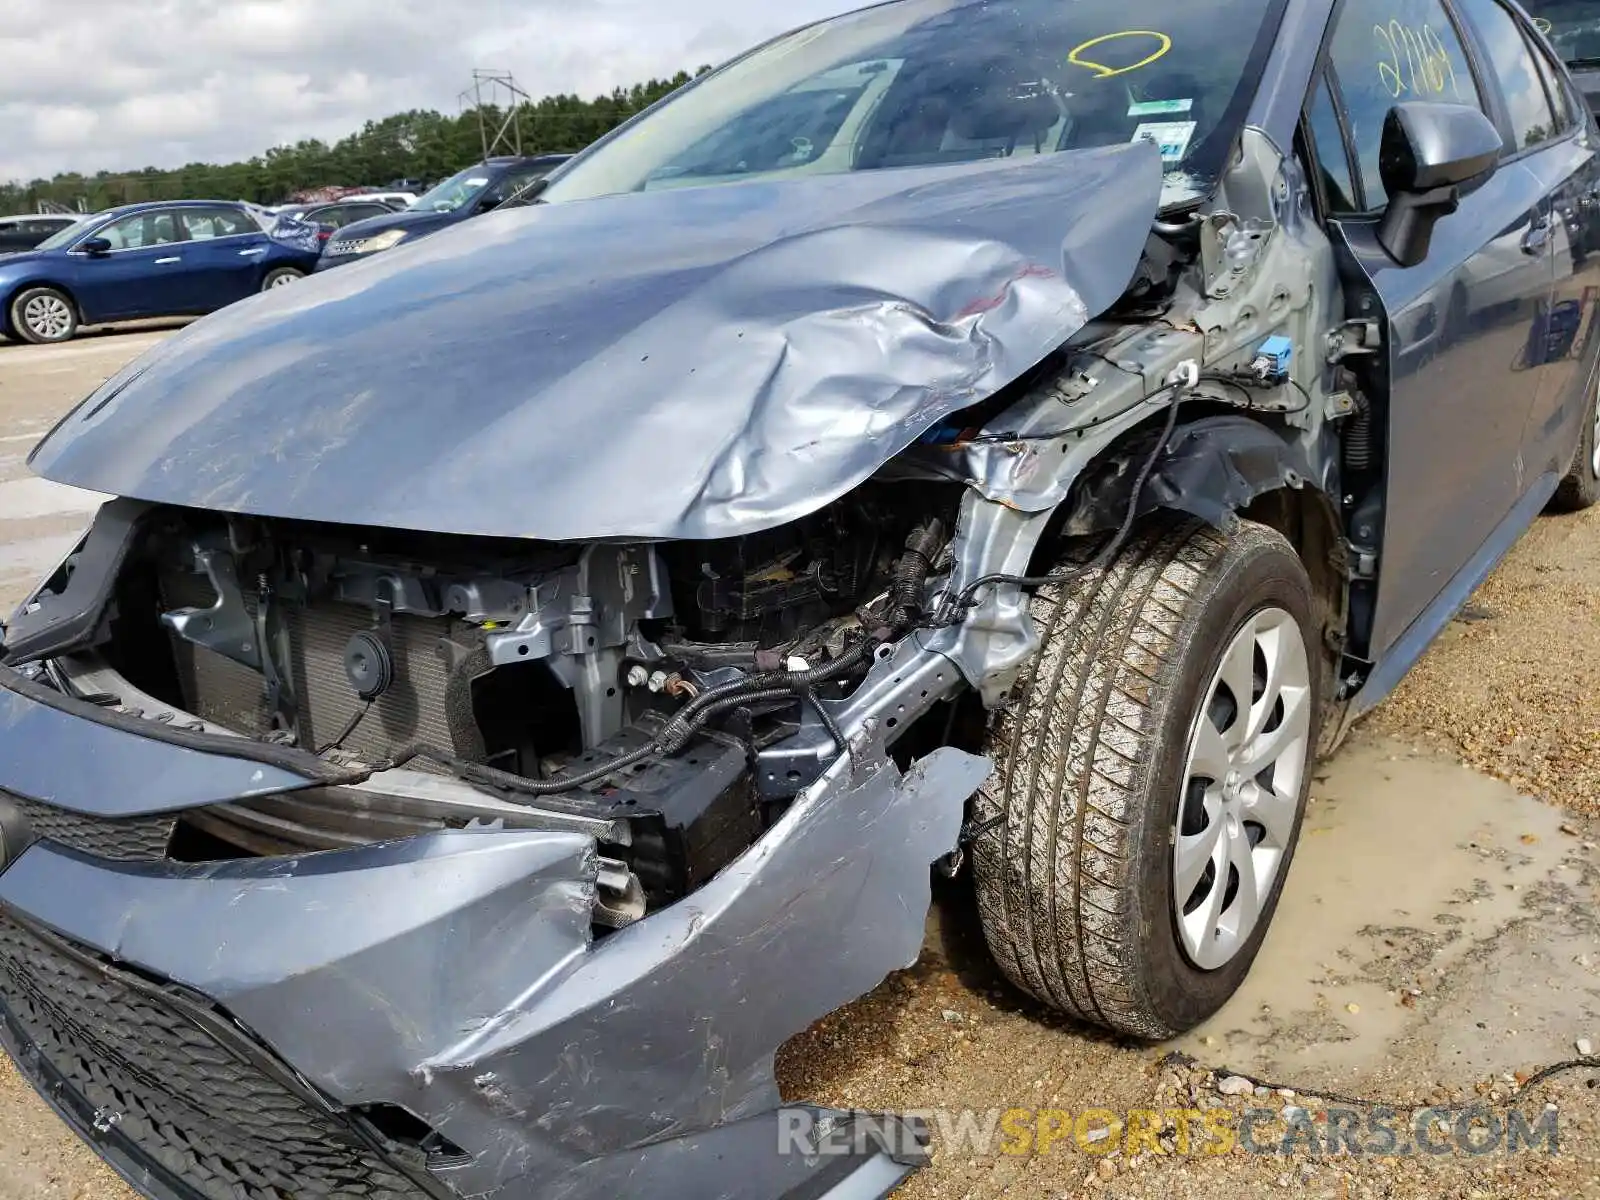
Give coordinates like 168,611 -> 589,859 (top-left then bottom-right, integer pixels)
69,209 -> 192,322
1305,0 -> 1558,662
1474,3 -> 1600,481
175,206 -> 274,308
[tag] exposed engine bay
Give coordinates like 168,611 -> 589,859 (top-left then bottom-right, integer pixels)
12,486 -> 964,922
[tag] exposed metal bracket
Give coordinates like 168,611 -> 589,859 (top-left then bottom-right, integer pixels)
1323,389 -> 1358,421
161,551 -> 261,672
1326,319 -> 1381,363
485,545 -> 675,749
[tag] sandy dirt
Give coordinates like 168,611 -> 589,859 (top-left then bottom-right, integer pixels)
0,326 -> 1597,1199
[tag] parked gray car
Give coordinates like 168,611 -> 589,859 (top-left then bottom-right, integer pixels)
0,0 -> 1597,1198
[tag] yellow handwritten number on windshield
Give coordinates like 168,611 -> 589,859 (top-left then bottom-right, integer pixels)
1068,31 -> 1173,79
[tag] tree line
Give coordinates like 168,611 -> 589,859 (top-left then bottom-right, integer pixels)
0,72 -> 704,215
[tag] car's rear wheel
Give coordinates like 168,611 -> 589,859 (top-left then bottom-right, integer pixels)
9,287 -> 78,344
1552,367 -> 1600,511
262,267 -> 304,291
972,518 -> 1322,1039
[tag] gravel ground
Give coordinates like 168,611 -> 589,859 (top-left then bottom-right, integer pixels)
1371,503 -> 1600,812
0,329 -> 1597,1199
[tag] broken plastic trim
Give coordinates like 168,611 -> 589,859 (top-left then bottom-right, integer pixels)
0,664 -> 368,787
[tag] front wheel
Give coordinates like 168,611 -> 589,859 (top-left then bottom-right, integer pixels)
261,267 -> 304,291
9,287 -> 79,344
972,519 -> 1323,1039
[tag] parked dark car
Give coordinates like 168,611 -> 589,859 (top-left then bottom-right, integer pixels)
272,200 -> 400,246
2,0 -> 1599,1198
1523,0 -> 1600,112
0,215 -> 80,255
314,155 -> 569,270
0,201 -> 321,344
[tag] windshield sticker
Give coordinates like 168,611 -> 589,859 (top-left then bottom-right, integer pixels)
1131,120 -> 1196,164
1068,31 -> 1172,79
466,177 -> 491,187
1128,98 -> 1192,116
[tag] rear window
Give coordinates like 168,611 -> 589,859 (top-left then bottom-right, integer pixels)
1521,0 -> 1600,66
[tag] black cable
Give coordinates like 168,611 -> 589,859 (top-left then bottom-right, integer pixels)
1165,1051 -> 1600,1110
955,393 -> 1161,446
379,686 -> 813,800
1199,369 -> 1313,416
806,688 -> 847,753
318,700 -> 372,754
936,389 -> 1188,623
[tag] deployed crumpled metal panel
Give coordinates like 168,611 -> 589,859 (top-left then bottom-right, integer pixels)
29,143 -> 1161,542
0,744 -> 991,1200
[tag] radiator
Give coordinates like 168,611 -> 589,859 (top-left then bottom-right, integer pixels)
160,571 -> 487,764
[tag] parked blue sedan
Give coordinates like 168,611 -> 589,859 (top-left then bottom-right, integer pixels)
0,201 -> 321,345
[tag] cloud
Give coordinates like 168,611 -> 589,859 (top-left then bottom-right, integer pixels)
0,0 -> 860,186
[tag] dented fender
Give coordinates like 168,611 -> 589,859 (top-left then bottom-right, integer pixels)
1063,414 -> 1332,536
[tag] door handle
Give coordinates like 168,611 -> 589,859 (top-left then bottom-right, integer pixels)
1522,218 -> 1552,255
154,256 -> 182,265
238,247 -> 268,257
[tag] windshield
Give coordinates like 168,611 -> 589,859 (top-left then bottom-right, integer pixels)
34,218 -> 89,251
410,166 -> 494,213
544,0 -> 1279,205
1521,1 -> 1600,64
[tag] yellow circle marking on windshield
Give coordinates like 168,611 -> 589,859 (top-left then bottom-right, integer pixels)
1068,31 -> 1173,79
1533,16 -> 1553,33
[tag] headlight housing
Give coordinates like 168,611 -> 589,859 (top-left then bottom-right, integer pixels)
361,229 -> 409,253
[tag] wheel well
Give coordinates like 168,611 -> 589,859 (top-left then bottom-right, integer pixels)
1042,412 -> 1350,660
4,280 -> 82,326
1238,485 -> 1348,660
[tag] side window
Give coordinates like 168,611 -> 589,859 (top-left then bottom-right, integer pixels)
482,169 -> 548,206
1456,0 -> 1559,151
1306,75 -> 1361,212
1524,27 -> 1575,134
1326,0 -> 1483,210
181,207 -> 256,240
96,211 -> 182,250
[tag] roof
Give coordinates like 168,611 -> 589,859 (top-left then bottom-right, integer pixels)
96,199 -> 251,219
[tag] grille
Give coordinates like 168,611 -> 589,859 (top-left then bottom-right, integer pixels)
7,794 -> 175,861
0,913 -> 428,1200
160,570 -> 482,764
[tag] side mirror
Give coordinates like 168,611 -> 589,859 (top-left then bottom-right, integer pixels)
78,237 -> 112,257
1377,102 -> 1502,268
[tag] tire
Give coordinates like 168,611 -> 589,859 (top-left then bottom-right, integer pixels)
972,518 -> 1323,1039
261,267 -> 304,291
8,286 -> 78,344
1551,369 -> 1600,511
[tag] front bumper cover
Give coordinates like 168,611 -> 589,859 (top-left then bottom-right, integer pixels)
0,670 -> 989,1200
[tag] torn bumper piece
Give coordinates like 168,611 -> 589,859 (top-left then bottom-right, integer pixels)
0,674 -> 989,1200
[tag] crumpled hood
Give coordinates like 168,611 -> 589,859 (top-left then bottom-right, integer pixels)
30,142 -> 1162,542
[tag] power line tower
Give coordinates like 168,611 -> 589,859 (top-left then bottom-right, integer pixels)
459,70 -> 532,159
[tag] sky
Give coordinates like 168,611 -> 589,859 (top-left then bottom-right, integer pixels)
0,0 -> 862,185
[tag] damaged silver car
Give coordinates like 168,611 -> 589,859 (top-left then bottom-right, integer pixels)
3,0 -> 1599,1196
